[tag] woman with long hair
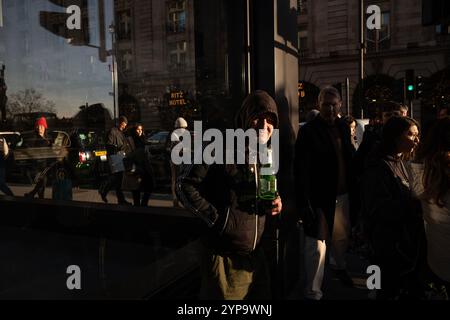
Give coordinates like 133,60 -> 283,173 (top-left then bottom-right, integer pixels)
409,117 -> 450,296
125,124 -> 154,206
361,116 -> 424,299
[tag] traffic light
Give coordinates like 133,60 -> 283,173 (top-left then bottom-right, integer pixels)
405,69 -> 415,100
40,0 -> 90,46
415,75 -> 424,99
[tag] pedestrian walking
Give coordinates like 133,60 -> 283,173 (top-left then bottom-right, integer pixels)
0,136 -> 13,196
124,123 -> 154,206
24,117 -> 53,199
409,118 -> 450,297
100,116 -> 132,205
294,86 -> 355,300
361,116 -> 425,300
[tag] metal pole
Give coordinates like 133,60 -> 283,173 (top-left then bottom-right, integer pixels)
403,78 -> 407,105
0,0 -> 4,28
359,0 -> 365,119
410,99 -> 414,119
110,25 -> 117,126
245,0 -> 252,94
346,77 -> 350,115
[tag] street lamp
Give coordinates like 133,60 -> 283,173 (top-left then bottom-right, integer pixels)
109,23 -> 118,126
359,0 -> 365,119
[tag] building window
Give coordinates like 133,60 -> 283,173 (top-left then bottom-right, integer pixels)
298,26 -> 308,55
168,1 -> 186,33
436,24 -> 450,35
120,50 -> 133,72
168,41 -> 187,67
117,10 -> 132,40
297,0 -> 307,15
366,11 -> 391,52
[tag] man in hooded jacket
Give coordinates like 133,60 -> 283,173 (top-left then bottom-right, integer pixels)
177,90 -> 282,300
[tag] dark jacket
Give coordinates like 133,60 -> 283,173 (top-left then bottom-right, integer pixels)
24,131 -> 52,148
125,135 -> 154,191
177,90 -> 279,255
353,124 -> 382,179
361,153 -> 423,274
106,127 -> 131,154
23,131 -> 53,170
294,115 -> 354,239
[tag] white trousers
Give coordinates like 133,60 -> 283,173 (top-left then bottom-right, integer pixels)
303,194 -> 351,300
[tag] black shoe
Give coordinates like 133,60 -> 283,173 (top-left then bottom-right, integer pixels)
118,200 -> 132,205
334,269 -> 354,288
24,192 -> 34,199
99,191 -> 108,203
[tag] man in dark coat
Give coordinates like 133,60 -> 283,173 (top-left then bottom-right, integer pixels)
294,86 -> 354,300
99,116 -> 132,204
177,90 -> 282,299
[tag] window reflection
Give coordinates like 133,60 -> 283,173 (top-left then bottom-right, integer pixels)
167,0 -> 186,33
0,0 -> 247,206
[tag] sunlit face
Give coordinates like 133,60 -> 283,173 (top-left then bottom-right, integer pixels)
250,114 -> 275,144
438,108 -> 448,119
350,121 -> 356,137
119,121 -> 127,131
400,108 -> 408,117
445,151 -> 450,168
397,125 -> 419,154
37,125 -> 46,137
136,126 -> 143,137
319,94 -> 341,125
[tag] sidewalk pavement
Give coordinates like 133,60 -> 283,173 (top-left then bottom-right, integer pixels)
8,184 -> 176,207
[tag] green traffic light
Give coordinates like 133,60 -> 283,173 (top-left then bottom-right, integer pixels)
407,85 -> 414,91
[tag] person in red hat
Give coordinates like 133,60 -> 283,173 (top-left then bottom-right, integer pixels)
31,117 -> 51,147
24,116 -> 53,198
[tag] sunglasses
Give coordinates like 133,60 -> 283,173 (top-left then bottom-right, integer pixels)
251,114 -> 276,126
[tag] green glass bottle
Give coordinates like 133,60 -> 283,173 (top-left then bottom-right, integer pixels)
258,149 -> 277,200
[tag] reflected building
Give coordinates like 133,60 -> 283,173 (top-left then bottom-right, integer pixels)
115,0 -> 197,130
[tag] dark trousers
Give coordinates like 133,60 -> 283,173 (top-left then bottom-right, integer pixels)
102,172 -> 126,203
0,166 -> 13,196
27,175 -> 47,199
132,191 -> 151,206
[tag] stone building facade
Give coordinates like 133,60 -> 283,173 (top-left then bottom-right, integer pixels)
297,0 -> 450,122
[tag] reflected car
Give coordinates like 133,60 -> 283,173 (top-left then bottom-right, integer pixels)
67,128 -> 109,187
8,130 -> 71,184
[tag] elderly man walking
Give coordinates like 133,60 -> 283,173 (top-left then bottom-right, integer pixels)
294,86 -> 355,300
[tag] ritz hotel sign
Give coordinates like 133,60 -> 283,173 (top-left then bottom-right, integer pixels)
169,91 -> 187,107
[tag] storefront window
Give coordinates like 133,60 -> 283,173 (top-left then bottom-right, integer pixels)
0,0 -> 247,206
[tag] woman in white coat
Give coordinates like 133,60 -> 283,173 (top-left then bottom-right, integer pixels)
409,117 -> 450,294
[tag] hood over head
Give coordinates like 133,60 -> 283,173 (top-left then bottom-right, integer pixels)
235,90 -> 279,130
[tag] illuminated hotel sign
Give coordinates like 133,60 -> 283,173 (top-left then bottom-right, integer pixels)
169,91 -> 187,106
